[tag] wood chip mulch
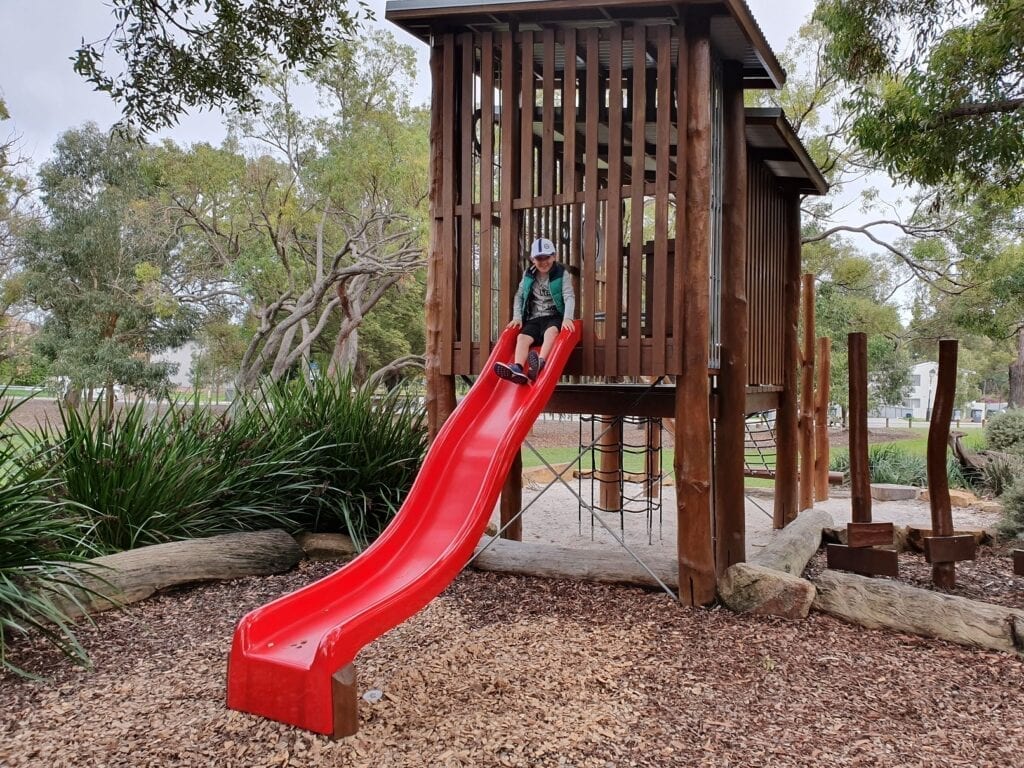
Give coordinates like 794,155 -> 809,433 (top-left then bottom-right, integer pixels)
3,563 -> 1024,768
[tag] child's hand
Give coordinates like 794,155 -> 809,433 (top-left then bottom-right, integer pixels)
506,320 -> 522,330
562,318 -> 575,332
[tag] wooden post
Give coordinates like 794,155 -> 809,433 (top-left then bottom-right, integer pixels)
773,192 -> 801,529
814,337 -> 831,501
714,61 -> 748,574
424,37 -> 458,438
848,332 -> 871,523
645,420 -> 662,498
597,417 -> 622,513
500,451 -> 523,541
498,28 -> 524,522
798,273 -> 815,514
928,339 -> 959,588
675,15 -> 715,606
331,663 -> 358,738
825,331 -> 898,577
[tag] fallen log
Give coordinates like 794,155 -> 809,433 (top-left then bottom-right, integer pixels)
812,569 -> 1024,655
718,508 -> 833,618
471,538 -> 678,590
749,508 -> 834,574
295,532 -> 357,561
57,529 -> 303,619
948,431 -> 1017,479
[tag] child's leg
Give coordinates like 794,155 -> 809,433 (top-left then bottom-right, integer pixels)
514,333 -> 533,366
538,325 -> 559,360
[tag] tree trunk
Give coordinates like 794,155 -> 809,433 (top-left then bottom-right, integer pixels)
472,539 -> 679,590
54,530 -> 302,619
1009,329 -> 1024,407
812,569 -> 1024,655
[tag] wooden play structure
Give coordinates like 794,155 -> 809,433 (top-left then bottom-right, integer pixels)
386,0 -> 827,605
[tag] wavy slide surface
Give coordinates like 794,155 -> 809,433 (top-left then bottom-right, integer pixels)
227,325 -> 580,734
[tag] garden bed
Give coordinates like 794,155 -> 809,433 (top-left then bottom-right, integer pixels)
2,565 -> 1024,767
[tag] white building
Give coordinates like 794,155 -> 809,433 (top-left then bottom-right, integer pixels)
901,360 -> 939,420
876,361 -> 1007,423
151,341 -> 200,389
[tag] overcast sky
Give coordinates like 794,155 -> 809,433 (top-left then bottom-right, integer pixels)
0,0 -> 816,164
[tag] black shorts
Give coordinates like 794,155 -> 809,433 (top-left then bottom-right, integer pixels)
521,315 -> 562,345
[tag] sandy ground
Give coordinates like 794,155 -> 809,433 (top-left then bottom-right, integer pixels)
491,470 -> 1000,562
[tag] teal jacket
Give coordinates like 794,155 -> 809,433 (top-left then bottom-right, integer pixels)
514,262 -> 567,322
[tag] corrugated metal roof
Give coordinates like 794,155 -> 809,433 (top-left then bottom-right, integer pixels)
385,0 -> 785,88
745,108 -> 828,195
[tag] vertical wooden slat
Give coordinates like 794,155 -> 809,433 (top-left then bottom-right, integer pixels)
653,25 -> 671,375
714,62 -> 748,575
799,272 -> 816,512
541,27 -> 556,206
848,331 -> 871,523
520,30 -> 535,207
582,28 -> 600,374
499,30 -> 521,324
498,28 -> 524,540
457,33 -> 475,373
627,23 -> 646,377
563,28 -> 578,206
675,14 -> 715,606
773,190 -> 800,528
479,32 -> 495,358
928,339 -> 959,588
605,25 -> 625,376
426,36 -> 458,438
671,23 -> 688,375
814,336 -> 831,500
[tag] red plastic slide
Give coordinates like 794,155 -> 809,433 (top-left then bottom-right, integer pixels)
227,324 -> 580,735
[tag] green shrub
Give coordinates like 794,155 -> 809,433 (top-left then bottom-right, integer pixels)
996,478 -> 1024,539
945,456 -> 972,491
0,391 -> 95,676
984,409 -> 1024,451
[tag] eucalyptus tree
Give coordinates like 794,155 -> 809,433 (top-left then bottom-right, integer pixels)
74,0 -> 370,135
0,99 -> 36,364
18,123 -> 198,409
815,0 -> 1023,191
813,0 -> 1024,401
165,30 -> 428,392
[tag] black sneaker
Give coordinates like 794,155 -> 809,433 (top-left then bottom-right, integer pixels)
526,350 -> 545,381
494,362 -> 528,385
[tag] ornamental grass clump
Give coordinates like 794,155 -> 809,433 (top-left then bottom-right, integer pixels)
0,391 -> 96,676
830,442 -> 969,489
238,377 -> 428,549
41,398 -> 318,553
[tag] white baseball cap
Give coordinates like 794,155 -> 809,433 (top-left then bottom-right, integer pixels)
530,237 -> 556,259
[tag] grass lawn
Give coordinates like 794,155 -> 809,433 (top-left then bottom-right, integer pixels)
525,426 -> 987,491
523,445 -> 776,488
829,428 -> 986,464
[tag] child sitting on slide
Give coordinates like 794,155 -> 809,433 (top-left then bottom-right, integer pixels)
494,237 -> 576,385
